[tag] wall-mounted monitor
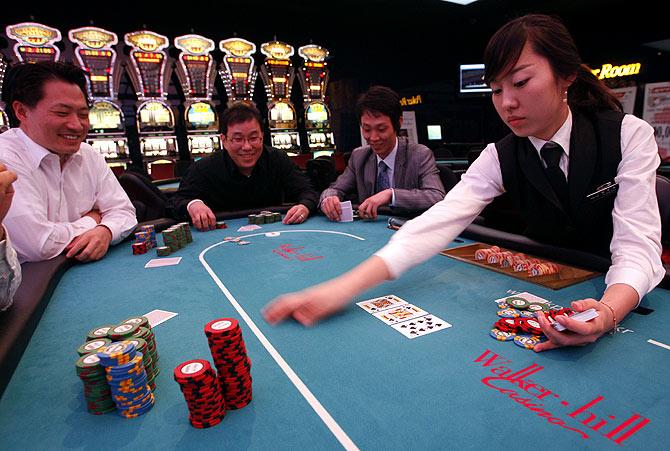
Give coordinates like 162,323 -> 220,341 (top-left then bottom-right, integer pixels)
427,125 -> 442,140
459,64 -> 491,94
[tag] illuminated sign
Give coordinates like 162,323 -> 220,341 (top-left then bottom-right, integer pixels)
400,95 -> 422,106
591,62 -> 641,79
124,31 -> 169,52
220,38 -> 256,58
69,27 -> 117,49
298,44 -> 328,63
261,41 -> 294,60
6,22 -> 61,46
175,34 -> 214,56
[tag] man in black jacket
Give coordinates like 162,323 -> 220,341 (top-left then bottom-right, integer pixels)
170,103 -> 318,230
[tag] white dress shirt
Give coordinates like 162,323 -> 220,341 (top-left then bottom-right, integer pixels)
376,111 -> 664,300
0,128 -> 137,263
0,227 -> 22,311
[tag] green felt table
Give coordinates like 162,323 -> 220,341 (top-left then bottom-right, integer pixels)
1,216 -> 669,450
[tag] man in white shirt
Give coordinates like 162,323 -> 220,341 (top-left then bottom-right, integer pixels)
0,62 -> 137,263
0,163 -> 21,311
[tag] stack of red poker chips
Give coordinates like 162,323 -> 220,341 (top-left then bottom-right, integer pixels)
494,317 -> 522,333
173,359 -> 226,428
204,318 -> 253,410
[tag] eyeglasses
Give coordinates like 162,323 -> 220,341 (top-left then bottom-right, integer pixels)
228,136 -> 262,146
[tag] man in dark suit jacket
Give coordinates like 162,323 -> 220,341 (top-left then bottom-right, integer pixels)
320,86 -> 445,220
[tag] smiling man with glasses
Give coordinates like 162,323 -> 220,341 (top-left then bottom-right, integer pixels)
170,102 -> 318,230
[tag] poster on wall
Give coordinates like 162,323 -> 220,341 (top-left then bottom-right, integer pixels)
359,111 -> 419,146
400,111 -> 418,145
611,86 -> 637,115
643,81 -> 670,162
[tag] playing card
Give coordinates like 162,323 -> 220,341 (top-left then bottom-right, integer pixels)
391,314 -> 452,339
237,225 -> 261,232
373,304 -> 429,325
356,295 -> 409,314
144,257 -> 182,268
143,309 -> 178,327
552,308 -> 599,331
340,200 -> 354,222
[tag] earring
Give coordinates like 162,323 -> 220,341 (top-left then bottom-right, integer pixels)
563,90 -> 568,103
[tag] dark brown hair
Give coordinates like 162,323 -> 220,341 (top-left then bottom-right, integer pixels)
356,86 -> 402,133
484,14 -> 622,113
220,101 -> 263,135
4,62 -> 89,126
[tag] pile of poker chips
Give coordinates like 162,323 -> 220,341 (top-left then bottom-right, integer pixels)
489,296 -> 573,350
474,246 -> 560,277
98,341 -> 155,418
174,360 -> 227,428
76,316 -> 161,415
248,211 -> 281,225
132,225 -> 158,255
76,352 -> 117,414
155,222 -> 193,256
215,221 -> 228,229
205,318 -> 253,410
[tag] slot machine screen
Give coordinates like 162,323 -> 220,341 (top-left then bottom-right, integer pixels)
89,101 -> 123,132
187,102 -> 216,129
269,102 -> 294,122
138,101 -> 173,130
306,103 -> 328,127
459,64 -> 491,94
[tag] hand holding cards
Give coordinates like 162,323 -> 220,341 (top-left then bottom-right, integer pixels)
550,308 -> 599,332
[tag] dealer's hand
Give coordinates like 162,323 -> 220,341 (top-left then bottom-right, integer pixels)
263,284 -> 351,326
533,299 -> 615,352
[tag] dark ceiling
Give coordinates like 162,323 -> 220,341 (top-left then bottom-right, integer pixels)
2,0 -> 668,89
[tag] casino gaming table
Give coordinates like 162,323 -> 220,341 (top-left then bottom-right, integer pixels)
1,215 -> 669,450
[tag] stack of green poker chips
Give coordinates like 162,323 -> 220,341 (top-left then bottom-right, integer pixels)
178,222 -> 193,243
108,323 -> 140,341
162,228 -> 181,252
156,246 -> 171,256
77,338 -> 112,356
86,325 -> 116,341
76,352 -> 116,415
131,326 -> 160,390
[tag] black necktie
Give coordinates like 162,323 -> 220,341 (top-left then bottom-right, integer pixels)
540,141 -> 569,210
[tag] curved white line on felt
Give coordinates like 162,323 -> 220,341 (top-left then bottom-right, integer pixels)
199,229 -> 362,451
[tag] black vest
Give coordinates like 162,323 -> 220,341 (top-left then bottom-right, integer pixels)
496,110 -> 624,257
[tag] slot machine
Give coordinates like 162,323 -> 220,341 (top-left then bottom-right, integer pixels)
69,26 -> 129,174
124,30 -> 178,179
0,55 -> 8,133
259,40 -> 300,155
218,37 -> 257,106
297,44 -> 335,157
174,34 -> 220,159
5,22 -> 62,63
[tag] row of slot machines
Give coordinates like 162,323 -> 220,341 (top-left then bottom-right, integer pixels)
0,22 -> 336,179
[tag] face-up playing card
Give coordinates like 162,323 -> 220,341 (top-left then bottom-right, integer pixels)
373,304 -> 429,325
391,314 -> 452,339
356,295 -> 409,314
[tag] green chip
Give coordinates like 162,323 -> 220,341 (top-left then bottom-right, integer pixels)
86,325 -> 116,341
505,296 -> 530,309
77,338 -> 112,356
526,302 -> 550,312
